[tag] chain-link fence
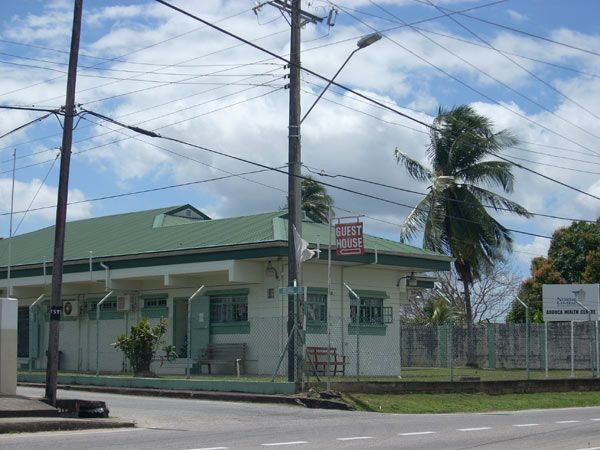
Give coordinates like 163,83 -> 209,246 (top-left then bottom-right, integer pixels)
24,311 -> 600,383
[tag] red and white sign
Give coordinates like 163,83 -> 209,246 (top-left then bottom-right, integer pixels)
335,222 -> 364,256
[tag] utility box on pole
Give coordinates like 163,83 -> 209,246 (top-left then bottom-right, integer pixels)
0,298 -> 17,395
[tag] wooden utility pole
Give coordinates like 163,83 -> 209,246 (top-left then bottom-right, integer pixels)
260,0 -> 323,391
45,0 -> 83,405
286,0 -> 302,389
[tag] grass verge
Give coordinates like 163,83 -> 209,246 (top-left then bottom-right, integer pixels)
342,391 -> 600,414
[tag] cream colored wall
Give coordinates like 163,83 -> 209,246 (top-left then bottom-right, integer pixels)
0,298 -> 17,395
19,259 -> 419,376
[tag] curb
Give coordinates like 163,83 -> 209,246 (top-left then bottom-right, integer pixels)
18,383 -> 353,411
0,418 -> 136,434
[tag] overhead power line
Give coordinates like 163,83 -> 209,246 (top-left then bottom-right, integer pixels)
0,6 -> 256,101
415,0 -> 600,125
424,1 -> 600,59
302,163 -> 596,224
153,0 -> 434,130
333,1 -> 600,157
79,108 -> 555,240
0,112 -> 55,141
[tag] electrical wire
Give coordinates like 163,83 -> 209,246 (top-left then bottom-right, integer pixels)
0,81 -> 285,174
302,79 -> 600,168
0,64 -> 284,156
0,105 -> 62,114
80,108 -> 555,240
12,152 -> 60,235
500,154 -> 600,175
0,112 -> 55,141
301,163 -> 596,223
422,1 -> 600,59
332,1 -> 600,157
0,168 -> 285,218
153,0 -> 434,130
415,0 -> 600,124
0,5 -> 256,100
408,26 -> 600,81
79,114 -> 288,195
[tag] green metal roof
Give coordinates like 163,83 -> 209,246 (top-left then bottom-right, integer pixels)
0,204 -> 446,268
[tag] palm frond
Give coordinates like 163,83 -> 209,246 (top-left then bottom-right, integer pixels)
300,176 -> 333,223
394,149 -> 433,183
457,160 -> 515,192
466,185 -> 532,218
400,194 -> 436,243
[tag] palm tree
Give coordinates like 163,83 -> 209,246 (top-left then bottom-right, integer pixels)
301,176 -> 333,224
424,298 -> 458,325
395,105 -> 532,366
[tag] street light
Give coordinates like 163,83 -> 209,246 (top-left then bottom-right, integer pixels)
300,32 -> 382,124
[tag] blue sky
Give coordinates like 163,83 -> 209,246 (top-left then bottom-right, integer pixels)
1,0 -> 600,279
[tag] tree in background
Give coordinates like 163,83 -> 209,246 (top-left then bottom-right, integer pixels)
436,262 -> 519,323
395,105 -> 531,365
508,219 -> 600,323
401,262 -> 519,324
547,219 -> 600,283
301,176 -> 333,223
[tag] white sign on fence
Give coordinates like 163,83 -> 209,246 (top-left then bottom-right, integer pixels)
542,284 -> 600,322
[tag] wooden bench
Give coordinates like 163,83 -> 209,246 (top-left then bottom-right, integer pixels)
198,343 -> 247,375
305,346 -> 347,376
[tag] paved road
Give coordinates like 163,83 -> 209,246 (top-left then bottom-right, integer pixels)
1,387 -> 598,449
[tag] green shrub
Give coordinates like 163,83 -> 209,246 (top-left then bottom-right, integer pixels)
113,318 -> 177,377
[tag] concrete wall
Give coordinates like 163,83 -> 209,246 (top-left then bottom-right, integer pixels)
0,298 -> 17,395
400,322 -> 599,370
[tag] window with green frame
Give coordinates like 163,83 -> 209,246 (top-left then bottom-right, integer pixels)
210,295 -> 248,323
87,299 -> 121,320
306,293 -> 327,324
144,298 -> 166,308
350,297 -> 386,325
98,300 -> 117,310
142,295 -> 168,319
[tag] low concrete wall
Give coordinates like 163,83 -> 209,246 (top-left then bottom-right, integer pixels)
329,378 -> 600,395
18,373 -> 295,395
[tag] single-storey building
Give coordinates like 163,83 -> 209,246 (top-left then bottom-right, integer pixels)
0,205 -> 451,376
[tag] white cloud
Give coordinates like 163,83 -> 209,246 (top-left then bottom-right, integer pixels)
2,0 -> 600,277
514,237 -> 550,268
0,177 -> 92,236
507,9 -> 527,22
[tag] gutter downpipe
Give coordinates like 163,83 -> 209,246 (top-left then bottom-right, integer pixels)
187,285 -> 205,379
344,283 -> 360,381
29,294 -> 45,373
96,290 -> 114,377
99,262 -> 110,291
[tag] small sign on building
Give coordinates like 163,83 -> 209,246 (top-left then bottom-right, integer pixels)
335,222 -> 364,256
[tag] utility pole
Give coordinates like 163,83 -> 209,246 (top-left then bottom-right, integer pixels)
45,0 -> 83,405
286,0 -> 302,389
259,0 -> 324,391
